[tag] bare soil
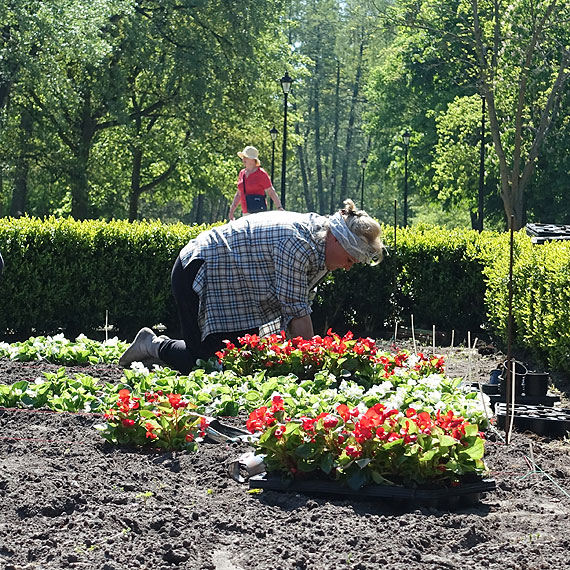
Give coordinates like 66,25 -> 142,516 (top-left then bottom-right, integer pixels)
1,349 -> 570,570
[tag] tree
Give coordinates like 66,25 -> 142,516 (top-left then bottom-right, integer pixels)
375,0 -> 570,230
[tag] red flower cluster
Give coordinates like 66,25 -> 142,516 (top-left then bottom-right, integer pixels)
246,395 -> 286,433
217,329 -> 381,381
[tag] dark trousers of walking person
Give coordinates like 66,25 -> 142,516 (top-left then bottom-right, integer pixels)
158,256 -> 257,374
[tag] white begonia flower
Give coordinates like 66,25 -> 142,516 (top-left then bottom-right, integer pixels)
104,337 -> 120,346
365,381 -> 394,398
406,378 -> 418,386
338,380 -> 364,399
408,354 -> 420,367
393,367 -> 407,377
424,374 -> 445,389
427,391 -> 442,402
130,361 -> 149,375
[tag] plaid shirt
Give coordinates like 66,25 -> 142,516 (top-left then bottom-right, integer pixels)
179,211 -> 328,339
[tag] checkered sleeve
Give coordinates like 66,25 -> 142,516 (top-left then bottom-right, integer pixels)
273,236 -> 314,330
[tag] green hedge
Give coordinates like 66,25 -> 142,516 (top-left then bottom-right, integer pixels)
484,233 -> 570,374
313,224 -> 492,338
0,217 -> 210,339
2,216 -> 570,374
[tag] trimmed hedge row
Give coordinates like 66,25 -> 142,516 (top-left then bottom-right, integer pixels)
484,233 -> 570,374
313,225 -> 493,339
0,217 -> 210,339
1,217 -> 569,373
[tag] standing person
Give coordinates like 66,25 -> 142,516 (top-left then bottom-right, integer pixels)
119,199 -> 384,373
228,146 -> 283,219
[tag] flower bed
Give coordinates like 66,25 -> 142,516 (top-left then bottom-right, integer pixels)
246,395 -> 488,490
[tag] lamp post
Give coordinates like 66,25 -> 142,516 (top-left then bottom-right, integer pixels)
403,130 -> 410,227
478,96 -> 485,232
269,126 -> 278,210
360,157 -> 367,210
280,71 -> 293,209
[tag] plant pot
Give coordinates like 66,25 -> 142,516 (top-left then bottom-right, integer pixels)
524,372 -> 549,397
481,383 -> 499,395
500,359 -> 527,397
489,369 -> 501,385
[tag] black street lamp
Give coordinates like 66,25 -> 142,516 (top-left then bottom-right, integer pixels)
269,126 -> 278,210
403,130 -> 410,227
360,157 -> 367,210
280,71 -> 293,209
478,96 -> 485,232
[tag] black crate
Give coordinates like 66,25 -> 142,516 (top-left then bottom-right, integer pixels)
525,223 -> 570,244
495,403 -> 570,437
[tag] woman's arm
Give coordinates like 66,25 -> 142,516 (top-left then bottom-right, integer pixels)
266,186 -> 284,210
228,190 -> 241,220
288,314 -> 314,339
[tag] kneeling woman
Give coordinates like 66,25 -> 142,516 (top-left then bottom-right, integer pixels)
119,199 -> 384,373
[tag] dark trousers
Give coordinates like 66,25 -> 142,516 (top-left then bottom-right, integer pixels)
159,256 -> 257,374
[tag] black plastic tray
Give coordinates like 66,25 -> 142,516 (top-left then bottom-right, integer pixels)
469,384 -> 559,406
249,474 -> 496,510
496,403 -> 570,437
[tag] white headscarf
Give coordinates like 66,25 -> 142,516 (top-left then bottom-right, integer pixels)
328,212 -> 379,264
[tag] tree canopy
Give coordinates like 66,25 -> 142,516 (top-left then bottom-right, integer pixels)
0,0 -> 568,229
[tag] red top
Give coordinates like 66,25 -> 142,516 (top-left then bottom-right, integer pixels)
238,168 -> 272,213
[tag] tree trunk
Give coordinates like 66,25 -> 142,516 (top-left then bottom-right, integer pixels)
340,36 -> 364,199
313,54 -> 325,214
70,95 -> 97,220
329,60 -> 341,213
296,121 -> 314,213
129,147 -> 143,222
10,109 -> 33,217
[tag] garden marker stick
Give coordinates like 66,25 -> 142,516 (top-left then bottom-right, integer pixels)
394,321 -> 398,343
468,331 -> 472,385
411,314 -> 416,354
505,215 -> 515,444
432,325 -> 435,354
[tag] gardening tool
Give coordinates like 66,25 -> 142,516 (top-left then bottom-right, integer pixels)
204,418 -> 250,444
227,451 -> 266,483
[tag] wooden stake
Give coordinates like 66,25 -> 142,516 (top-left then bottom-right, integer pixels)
432,325 -> 436,354
411,314 -> 416,354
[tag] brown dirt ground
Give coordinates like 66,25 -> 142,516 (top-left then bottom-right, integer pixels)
1,346 -> 570,570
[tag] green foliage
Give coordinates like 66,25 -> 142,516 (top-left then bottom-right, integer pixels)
0,367 -> 103,412
315,223 -> 490,335
0,334 -> 128,364
484,233 -> 570,374
0,216 -> 210,338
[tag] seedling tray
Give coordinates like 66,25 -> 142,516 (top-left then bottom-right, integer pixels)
468,384 -> 559,406
488,393 -> 559,407
496,403 -> 570,437
249,474 -> 496,510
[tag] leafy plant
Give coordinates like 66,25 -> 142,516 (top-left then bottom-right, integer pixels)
96,388 -> 209,451
247,396 -> 488,489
